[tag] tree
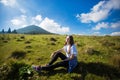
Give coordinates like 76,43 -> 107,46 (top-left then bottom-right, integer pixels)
12,29 -> 17,34
2,29 -> 4,33
7,28 -> 11,33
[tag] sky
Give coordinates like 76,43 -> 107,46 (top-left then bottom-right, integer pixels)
0,0 -> 120,35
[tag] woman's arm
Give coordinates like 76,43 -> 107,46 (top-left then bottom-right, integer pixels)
64,45 -> 77,61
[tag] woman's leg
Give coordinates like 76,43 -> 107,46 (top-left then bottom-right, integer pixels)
41,60 -> 69,71
32,52 -> 68,72
48,52 -> 67,65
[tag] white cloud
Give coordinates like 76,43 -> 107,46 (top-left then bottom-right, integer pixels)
33,15 -> 42,22
0,0 -> 17,7
39,17 -> 70,34
20,8 -> 26,14
111,32 -> 120,36
77,0 -> 120,23
0,0 -> 27,14
31,15 -> 42,25
93,22 -> 109,30
78,34 -> 84,36
35,15 -> 42,21
11,15 -> 42,28
111,21 -> 120,28
10,15 -> 70,34
11,15 -> 27,29
93,21 -> 120,30
93,32 -> 100,35
92,32 -> 101,36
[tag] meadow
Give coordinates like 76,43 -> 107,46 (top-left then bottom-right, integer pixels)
0,34 -> 120,80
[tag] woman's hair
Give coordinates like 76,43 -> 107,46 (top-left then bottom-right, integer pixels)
64,35 -> 74,46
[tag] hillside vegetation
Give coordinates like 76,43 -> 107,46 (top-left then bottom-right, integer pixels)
16,25 -> 51,34
0,34 -> 120,80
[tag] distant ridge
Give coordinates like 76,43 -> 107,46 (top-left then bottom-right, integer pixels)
16,25 -> 51,34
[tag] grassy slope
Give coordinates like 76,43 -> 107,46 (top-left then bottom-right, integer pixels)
0,34 -> 120,80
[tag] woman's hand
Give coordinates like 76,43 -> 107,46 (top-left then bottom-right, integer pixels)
63,54 -> 75,61
69,54 -> 74,60
50,51 -> 57,58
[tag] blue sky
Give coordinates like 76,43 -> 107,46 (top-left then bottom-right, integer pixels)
0,0 -> 120,35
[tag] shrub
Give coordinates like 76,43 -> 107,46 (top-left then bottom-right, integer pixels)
20,36 -> 25,39
3,40 -> 8,43
0,37 -> 4,40
7,62 -> 33,80
19,65 -> 33,80
10,50 -> 26,59
0,64 -> 11,80
27,50 -> 33,53
50,37 -> 57,42
0,62 -> 33,80
25,45 -> 32,49
25,41 -> 31,44
16,38 -> 23,41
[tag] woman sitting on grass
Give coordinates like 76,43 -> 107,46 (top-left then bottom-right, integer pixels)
32,35 -> 78,73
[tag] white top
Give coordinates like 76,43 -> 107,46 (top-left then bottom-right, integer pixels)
63,44 -> 77,58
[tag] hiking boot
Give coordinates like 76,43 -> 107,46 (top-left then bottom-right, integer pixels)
32,65 -> 41,73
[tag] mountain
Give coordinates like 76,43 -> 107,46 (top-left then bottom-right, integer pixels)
16,25 -> 51,34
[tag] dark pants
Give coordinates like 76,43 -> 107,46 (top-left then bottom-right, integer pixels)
41,52 -> 69,71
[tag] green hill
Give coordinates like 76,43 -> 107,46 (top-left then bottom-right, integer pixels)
16,25 -> 51,34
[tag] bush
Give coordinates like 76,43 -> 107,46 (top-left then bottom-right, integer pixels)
25,45 -> 32,49
8,62 -> 33,80
19,65 -> 33,80
10,50 -> 26,59
0,37 -> 4,40
16,39 -> 23,42
27,50 -> 33,53
50,37 -> 57,42
25,41 -> 31,44
0,64 -> 11,80
20,36 -> 25,39
0,62 -> 33,80
3,40 -> 8,43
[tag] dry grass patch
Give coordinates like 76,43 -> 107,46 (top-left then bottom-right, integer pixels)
110,54 -> 120,68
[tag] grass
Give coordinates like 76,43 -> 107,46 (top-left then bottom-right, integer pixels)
0,34 -> 120,80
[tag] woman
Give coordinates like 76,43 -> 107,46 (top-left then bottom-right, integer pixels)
32,35 -> 78,73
